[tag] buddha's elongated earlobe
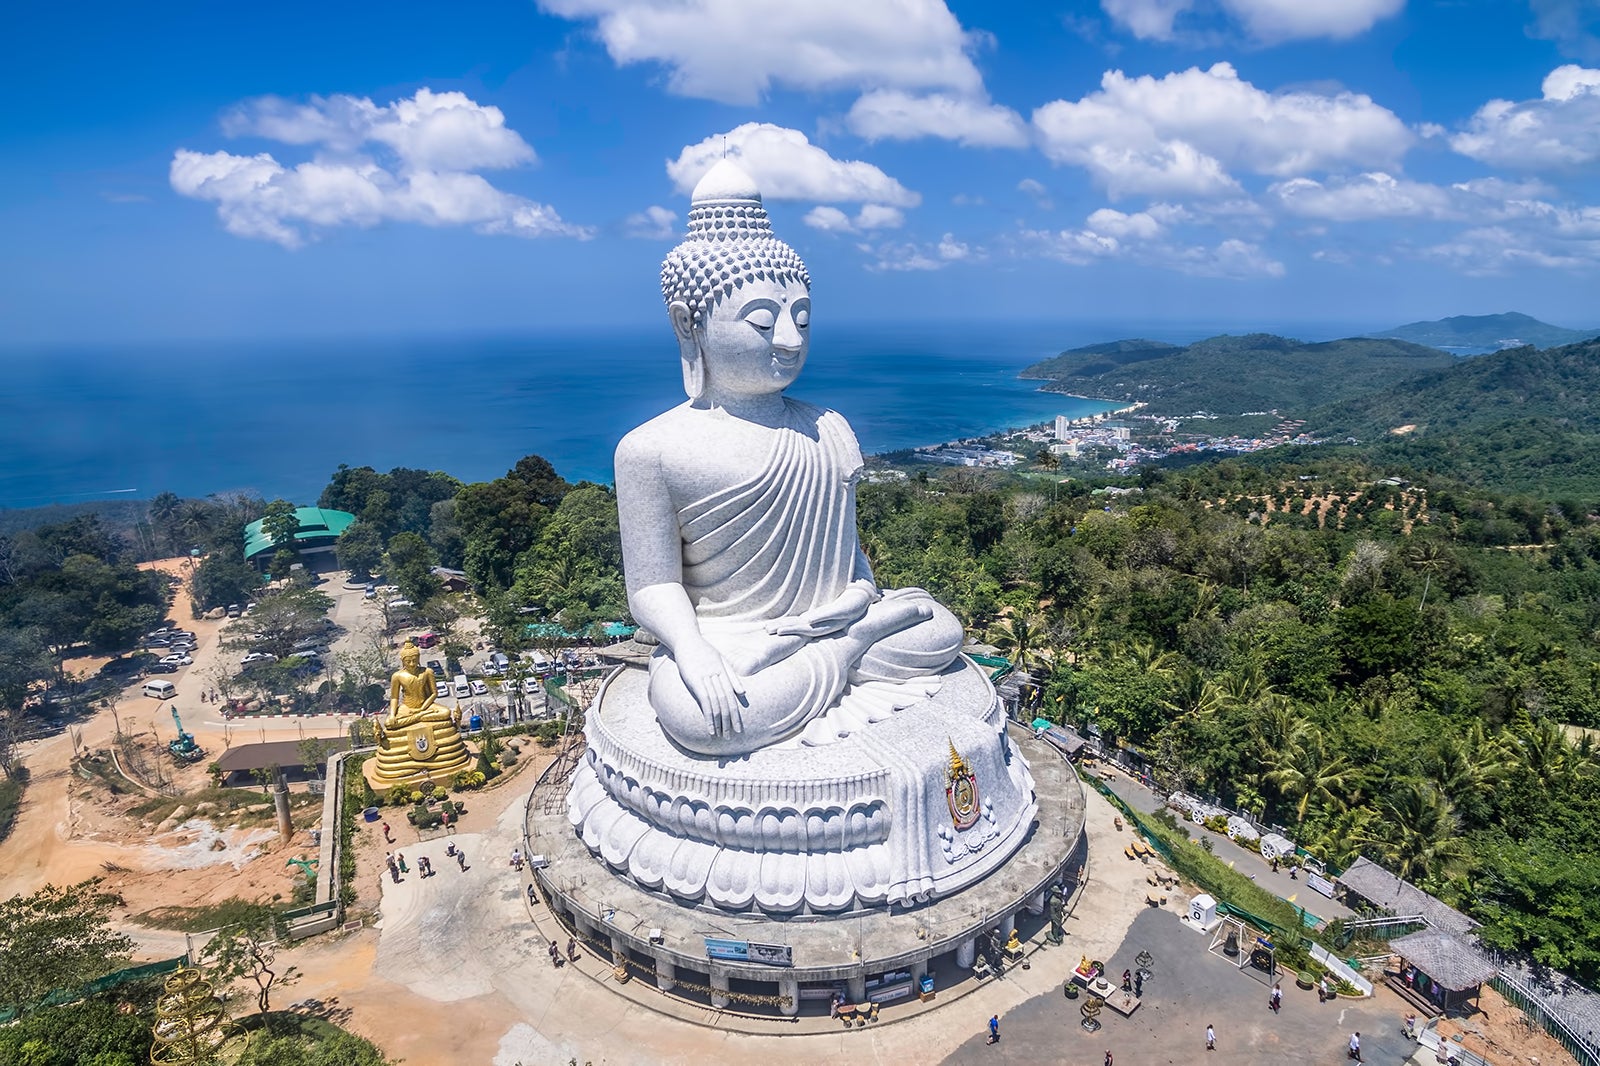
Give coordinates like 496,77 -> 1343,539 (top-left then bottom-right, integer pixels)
668,300 -> 704,400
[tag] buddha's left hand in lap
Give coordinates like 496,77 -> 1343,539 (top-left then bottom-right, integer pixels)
767,580 -> 877,638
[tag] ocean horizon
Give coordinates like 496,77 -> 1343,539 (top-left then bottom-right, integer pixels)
1,318 -> 1364,508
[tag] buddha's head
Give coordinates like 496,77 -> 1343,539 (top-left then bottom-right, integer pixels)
399,641 -> 420,670
661,160 -> 812,402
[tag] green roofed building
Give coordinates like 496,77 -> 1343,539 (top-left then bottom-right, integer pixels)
243,507 -> 356,566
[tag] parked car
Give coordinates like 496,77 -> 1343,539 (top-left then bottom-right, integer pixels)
158,654 -> 193,667
469,679 -> 489,696
522,676 -> 541,695
452,675 -> 470,698
481,659 -> 504,677
144,636 -> 172,649
364,583 -> 376,599
145,662 -> 178,674
426,659 -> 446,682
226,604 -> 242,618
240,652 -> 277,666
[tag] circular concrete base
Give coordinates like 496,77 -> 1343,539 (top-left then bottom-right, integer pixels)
525,723 -> 1085,1019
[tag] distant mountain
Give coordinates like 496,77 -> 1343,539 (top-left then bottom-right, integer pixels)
1021,333 -> 1454,415
1369,312 -> 1600,352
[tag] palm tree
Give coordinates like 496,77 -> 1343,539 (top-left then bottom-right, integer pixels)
988,614 -> 1054,675
1310,805 -> 1379,873
1426,727 -> 1510,809
1369,782 -> 1469,883
1122,638 -> 1178,676
1516,719 -> 1575,792
1162,663 -> 1226,720
1265,722 -> 1354,837
1220,660 -> 1273,708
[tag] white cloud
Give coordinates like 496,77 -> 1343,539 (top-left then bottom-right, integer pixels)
171,89 -> 586,248
538,0 -> 984,105
1218,0 -> 1403,42
803,203 -> 906,233
1269,172 -> 1455,221
1018,203 -> 1283,278
845,89 -> 1028,148
1528,0 -> 1600,62
1032,63 -> 1411,199
1421,225 -> 1595,275
1451,65 -> 1600,168
668,123 -> 919,208
1102,0 -> 1402,42
224,89 -> 537,171
937,233 -> 971,260
1017,178 -> 1054,209
625,205 -> 676,239
1102,0 -> 1193,40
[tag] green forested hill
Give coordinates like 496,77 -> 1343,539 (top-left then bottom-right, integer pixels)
1022,333 -> 1455,414
1310,338 -> 1600,496
1319,338 -> 1600,435
1370,311 -> 1600,351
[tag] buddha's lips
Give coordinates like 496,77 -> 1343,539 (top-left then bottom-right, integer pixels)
772,352 -> 802,370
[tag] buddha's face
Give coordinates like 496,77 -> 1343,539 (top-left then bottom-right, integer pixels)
401,648 -> 420,671
698,277 -> 811,398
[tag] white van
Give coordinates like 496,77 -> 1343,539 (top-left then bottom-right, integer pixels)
452,674 -> 470,698
143,680 -> 177,700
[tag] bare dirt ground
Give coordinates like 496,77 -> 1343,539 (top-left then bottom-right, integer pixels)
0,560 -> 1578,1063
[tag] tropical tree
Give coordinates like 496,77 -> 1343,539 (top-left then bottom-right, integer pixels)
0,879 -> 133,1011
1265,722 -> 1353,836
1369,781 -> 1470,884
201,904 -> 297,1016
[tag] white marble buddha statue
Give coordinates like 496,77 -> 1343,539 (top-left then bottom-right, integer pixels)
614,160 -> 964,757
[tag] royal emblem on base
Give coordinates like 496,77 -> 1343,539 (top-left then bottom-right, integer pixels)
946,741 -> 981,830
412,728 -> 432,758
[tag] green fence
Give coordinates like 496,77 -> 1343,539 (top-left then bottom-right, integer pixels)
0,955 -> 186,1023
1081,773 -> 1317,943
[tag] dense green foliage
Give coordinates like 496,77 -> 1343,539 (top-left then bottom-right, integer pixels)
235,1026 -> 391,1066
857,456 -> 1600,981
0,880 -> 133,1011
1022,333 -> 1454,414
0,994 -> 154,1066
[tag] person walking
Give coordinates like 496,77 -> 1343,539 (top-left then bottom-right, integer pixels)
1270,984 -> 1282,1013
385,854 -> 401,883
455,848 -> 468,872
1105,1052 -> 1114,1066
396,853 -> 409,875
567,936 -> 577,962
1206,1023 -> 1216,1051
382,821 -> 394,844
1122,968 -> 1132,992
987,1015 -> 1000,1045
1348,1031 -> 1362,1061
1134,970 -> 1143,997
418,855 -> 432,878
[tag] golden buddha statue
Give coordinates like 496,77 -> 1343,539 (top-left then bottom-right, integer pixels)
370,641 -> 471,787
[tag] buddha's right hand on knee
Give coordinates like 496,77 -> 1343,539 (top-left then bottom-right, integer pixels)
674,638 -> 746,738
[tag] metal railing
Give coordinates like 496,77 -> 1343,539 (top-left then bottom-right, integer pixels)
1490,970 -> 1600,1066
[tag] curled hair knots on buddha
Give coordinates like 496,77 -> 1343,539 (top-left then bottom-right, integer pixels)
659,158 -> 811,330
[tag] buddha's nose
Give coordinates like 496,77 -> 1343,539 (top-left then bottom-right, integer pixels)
773,313 -> 803,352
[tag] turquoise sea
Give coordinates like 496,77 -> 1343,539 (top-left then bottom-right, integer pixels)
0,320 -> 1307,506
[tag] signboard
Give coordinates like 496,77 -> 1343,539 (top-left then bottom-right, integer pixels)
747,941 -> 793,967
1307,872 -> 1336,898
875,981 -> 914,1003
703,937 -> 794,967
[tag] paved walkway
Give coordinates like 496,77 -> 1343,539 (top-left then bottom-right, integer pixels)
1098,769 -> 1356,923
332,772 -> 1163,1064
942,907 -> 1412,1065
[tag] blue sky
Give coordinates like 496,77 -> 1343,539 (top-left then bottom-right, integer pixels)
4,0 -> 1599,344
